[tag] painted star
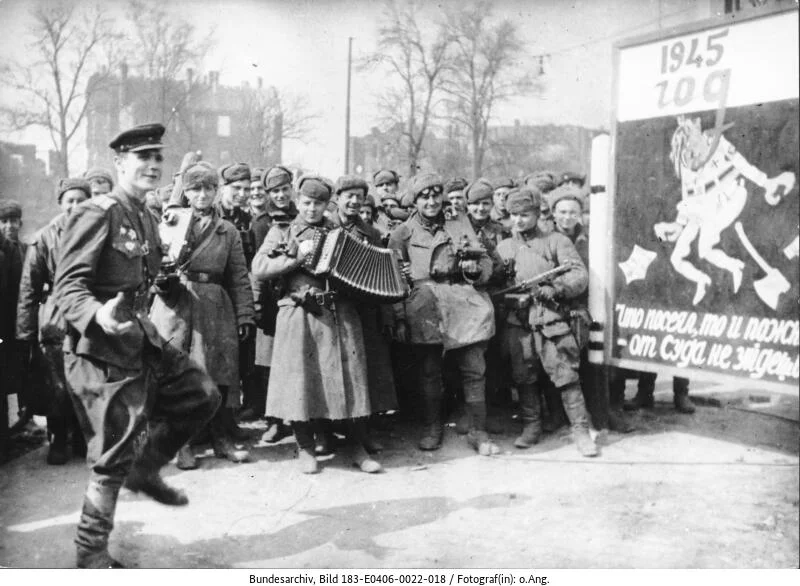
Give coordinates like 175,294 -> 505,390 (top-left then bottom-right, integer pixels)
618,244 -> 657,285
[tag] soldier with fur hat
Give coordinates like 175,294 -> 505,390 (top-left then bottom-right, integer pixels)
83,167 -> 114,198
252,174 -> 379,474
388,173 -> 499,456
490,177 -> 516,232
16,178 -> 91,466
248,165 -> 299,440
496,186 -> 599,457
0,199 -> 28,427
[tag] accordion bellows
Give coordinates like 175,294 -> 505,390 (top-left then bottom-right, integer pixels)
303,228 -> 410,303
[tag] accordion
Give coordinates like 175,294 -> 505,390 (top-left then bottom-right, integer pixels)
303,228 -> 410,303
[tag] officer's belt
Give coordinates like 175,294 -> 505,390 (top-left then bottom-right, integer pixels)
183,271 -> 224,284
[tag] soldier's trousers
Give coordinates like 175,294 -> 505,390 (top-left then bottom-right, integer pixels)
505,323 -> 590,430
65,342 -> 219,559
65,342 -> 220,477
417,342 -> 487,426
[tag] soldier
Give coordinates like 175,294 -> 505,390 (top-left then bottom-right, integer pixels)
216,162 -> 256,436
373,169 -> 405,242
249,167 -> 267,217
359,193 -> 378,226
550,184 -> 633,433
389,173 -> 499,456
250,166 -> 298,440
151,162 -> 256,468
16,178 -> 91,465
496,187 -> 598,456
54,123 -> 220,568
464,178 -> 513,414
83,167 -> 115,198
0,200 -> 29,422
445,177 -> 469,215
490,178 -> 515,232
525,171 -> 558,235
252,175 -> 381,474
331,175 -> 398,452
558,171 -> 586,190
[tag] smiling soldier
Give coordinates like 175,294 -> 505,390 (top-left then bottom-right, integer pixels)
54,123 -> 220,568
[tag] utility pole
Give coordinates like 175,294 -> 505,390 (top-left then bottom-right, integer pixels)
344,36 -> 353,174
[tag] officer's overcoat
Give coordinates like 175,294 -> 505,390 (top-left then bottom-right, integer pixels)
150,213 -> 254,392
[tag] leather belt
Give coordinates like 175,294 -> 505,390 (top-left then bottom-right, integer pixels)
184,271 -> 224,284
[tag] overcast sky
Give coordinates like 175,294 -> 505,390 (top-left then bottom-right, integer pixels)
0,0 -> 713,176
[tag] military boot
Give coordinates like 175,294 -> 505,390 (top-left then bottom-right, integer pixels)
71,419 -> 88,458
124,440 -> 190,506
210,424 -> 250,463
46,416 -> 69,466
561,384 -> 598,457
75,476 -> 125,568
673,377 -> 695,413
262,418 -> 292,443
627,372 -> 656,410
607,373 -> 634,433
176,444 -> 198,470
292,422 -> 319,474
465,400 -> 500,456
348,420 -> 382,473
542,382 -> 567,432
418,382 -> 444,451
514,384 -> 542,449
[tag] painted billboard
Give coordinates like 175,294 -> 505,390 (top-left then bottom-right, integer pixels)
608,8 -> 799,391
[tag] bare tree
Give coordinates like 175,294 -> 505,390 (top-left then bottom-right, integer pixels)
125,0 -> 216,126
235,86 -> 318,165
0,2 -> 120,176
362,0 -> 452,177
442,1 -> 538,178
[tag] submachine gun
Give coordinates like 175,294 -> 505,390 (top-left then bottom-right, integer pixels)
491,264 -> 573,309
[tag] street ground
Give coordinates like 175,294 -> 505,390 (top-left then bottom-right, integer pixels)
1,378 -> 798,569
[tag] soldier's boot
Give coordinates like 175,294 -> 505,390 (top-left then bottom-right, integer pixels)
292,422 -> 319,474
262,418 -> 292,443
673,377 -> 695,414
210,413 -> 250,463
607,374 -> 635,433
627,372 -> 656,410
0,393 -> 9,464
542,383 -> 567,433
561,384 -> 598,457
464,399 -> 500,456
418,390 -> 444,451
514,384 -> 542,449
75,476 -> 125,568
175,444 -> 198,470
46,416 -> 69,466
71,417 -> 88,458
314,420 -> 336,455
124,426 -> 190,506
348,419 -> 382,473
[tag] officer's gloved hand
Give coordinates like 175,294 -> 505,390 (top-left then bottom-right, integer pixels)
534,284 -> 558,302
238,324 -> 255,343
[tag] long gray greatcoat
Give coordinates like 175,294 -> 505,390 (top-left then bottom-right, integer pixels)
150,212 -> 255,397
251,216 -> 371,422
329,211 -> 397,413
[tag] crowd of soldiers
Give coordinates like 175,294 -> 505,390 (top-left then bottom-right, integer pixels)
0,122 -> 695,568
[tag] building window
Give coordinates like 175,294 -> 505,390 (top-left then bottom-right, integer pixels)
217,115 -> 231,137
